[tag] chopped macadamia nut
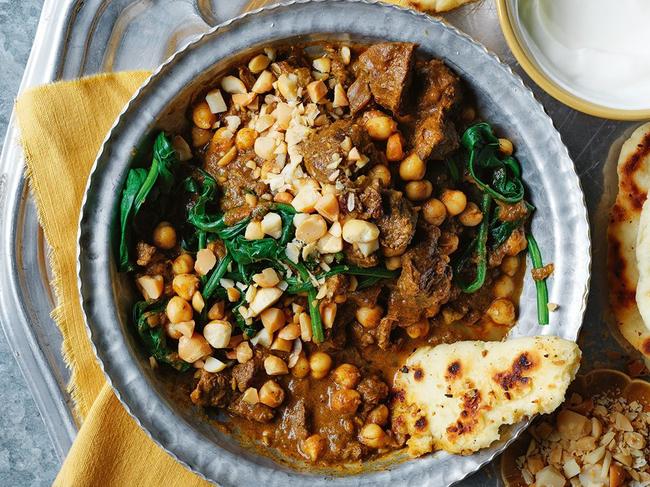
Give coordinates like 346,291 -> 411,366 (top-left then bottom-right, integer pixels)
261,212 -> 282,239
137,275 -> 164,301
253,268 -> 280,288
292,186 -> 321,213
205,89 -> 227,113
307,80 -> 328,103
249,287 -> 283,317
194,249 -> 217,276
221,75 -> 247,94
516,388 -> 650,487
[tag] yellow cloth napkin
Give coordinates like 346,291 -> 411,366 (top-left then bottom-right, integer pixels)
16,72 -> 211,487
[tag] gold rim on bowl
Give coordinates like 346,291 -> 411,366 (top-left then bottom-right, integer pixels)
496,0 -> 650,121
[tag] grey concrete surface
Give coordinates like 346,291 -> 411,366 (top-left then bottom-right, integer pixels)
0,0 -> 59,485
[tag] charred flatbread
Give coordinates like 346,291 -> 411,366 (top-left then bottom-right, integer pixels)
391,336 -> 581,456
607,122 -> 650,361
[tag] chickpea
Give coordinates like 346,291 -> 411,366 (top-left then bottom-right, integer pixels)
309,352 -> 332,379
440,190 -> 467,217
368,164 -> 391,186
172,274 -> 200,301
152,221 -> 177,250
439,233 -> 459,255
385,255 -> 402,271
359,423 -> 387,449
192,101 -> 216,129
366,405 -> 389,426
191,126 -> 212,147
422,198 -> 447,226
302,434 -> 327,462
458,202 -> 483,227
235,127 -> 258,151
399,153 -> 426,181
405,180 -> 433,202
406,320 -> 430,339
172,253 -> 194,275
498,137 -> 514,156
493,274 -> 515,298
166,296 -> 193,324
248,53 -> 271,74
210,127 -> 234,154
501,256 -> 520,277
366,115 -> 397,141
331,389 -> 361,415
259,380 -> 285,408
486,298 -> 516,325
264,355 -> 289,376
292,355 -> 311,379
356,305 -> 383,329
332,363 -> 361,389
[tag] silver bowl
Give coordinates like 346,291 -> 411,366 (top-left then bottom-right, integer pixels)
77,1 -> 590,485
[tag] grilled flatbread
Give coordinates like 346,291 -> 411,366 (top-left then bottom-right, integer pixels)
381,0 -> 476,14
391,337 -> 581,456
637,198 -> 650,337
607,122 -> 650,361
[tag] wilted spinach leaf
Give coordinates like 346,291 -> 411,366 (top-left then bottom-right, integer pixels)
133,300 -> 190,372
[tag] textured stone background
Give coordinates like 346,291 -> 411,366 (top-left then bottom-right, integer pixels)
0,0 -> 59,485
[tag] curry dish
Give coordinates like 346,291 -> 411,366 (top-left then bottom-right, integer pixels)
118,42 -> 549,465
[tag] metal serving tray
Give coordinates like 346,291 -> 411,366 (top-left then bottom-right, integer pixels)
0,0 -> 637,484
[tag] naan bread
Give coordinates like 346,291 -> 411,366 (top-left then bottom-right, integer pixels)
391,337 -> 581,456
637,198 -> 650,334
381,0 -> 475,14
607,122 -> 650,360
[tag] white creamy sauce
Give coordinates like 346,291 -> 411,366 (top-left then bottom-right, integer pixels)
518,0 -> 650,110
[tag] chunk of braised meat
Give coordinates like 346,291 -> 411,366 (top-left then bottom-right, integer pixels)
416,59 -> 462,113
408,59 -> 462,161
323,274 -> 349,302
375,318 -> 395,351
190,370 -> 233,408
350,321 -> 376,348
301,119 -> 380,185
228,396 -> 275,423
357,375 -> 389,412
358,180 -> 384,220
347,285 -> 382,308
204,148 -> 267,212
136,241 -> 157,267
232,357 -> 260,393
324,46 -> 351,86
347,78 -> 373,115
376,190 -> 417,257
384,223 -> 452,332
352,42 -> 416,115
413,111 -> 458,161
279,399 -> 310,441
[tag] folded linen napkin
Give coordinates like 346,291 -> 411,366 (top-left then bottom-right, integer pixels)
16,72 -> 211,487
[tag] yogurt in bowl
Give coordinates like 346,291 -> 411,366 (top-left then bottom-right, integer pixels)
498,0 -> 650,120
